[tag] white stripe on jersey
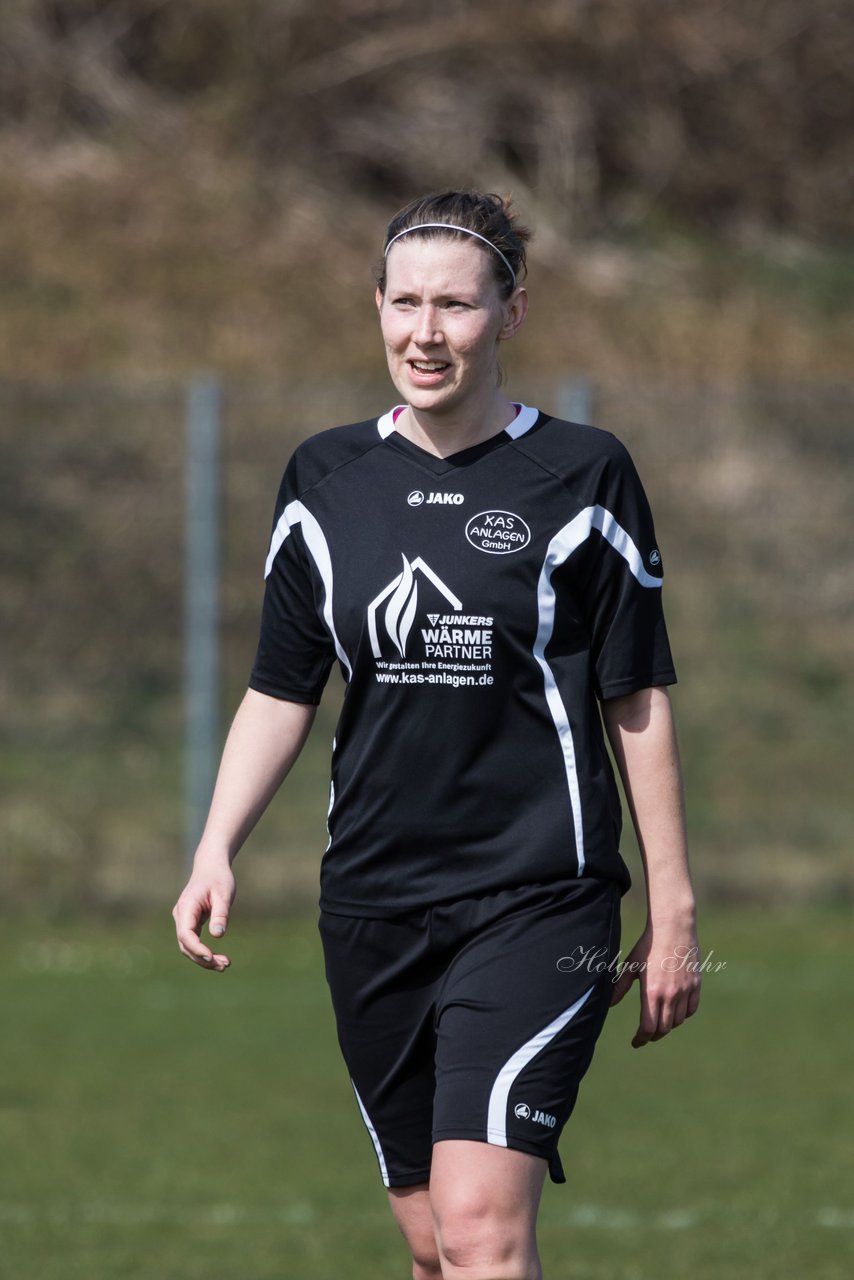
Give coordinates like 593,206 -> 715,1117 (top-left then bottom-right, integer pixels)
534,505 -> 664,874
592,505 -> 664,588
264,500 -> 352,680
486,984 -> 595,1147
351,1080 -> 390,1187
264,503 -> 296,577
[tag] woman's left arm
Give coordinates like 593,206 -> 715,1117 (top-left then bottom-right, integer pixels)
601,685 -> 701,1047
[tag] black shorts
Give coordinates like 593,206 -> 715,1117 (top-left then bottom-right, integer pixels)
319,876 -> 621,1188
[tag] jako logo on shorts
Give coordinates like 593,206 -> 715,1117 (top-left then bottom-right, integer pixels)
514,1102 -> 556,1128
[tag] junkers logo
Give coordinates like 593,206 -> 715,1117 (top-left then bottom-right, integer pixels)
466,510 -> 531,555
409,490 -> 464,506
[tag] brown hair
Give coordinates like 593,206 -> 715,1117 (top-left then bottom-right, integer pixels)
376,190 -> 531,299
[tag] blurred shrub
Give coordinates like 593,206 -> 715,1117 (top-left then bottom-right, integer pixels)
1,0 -> 851,240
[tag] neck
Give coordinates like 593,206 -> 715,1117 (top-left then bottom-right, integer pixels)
399,393 -> 517,459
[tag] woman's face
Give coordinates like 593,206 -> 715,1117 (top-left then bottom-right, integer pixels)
377,236 -> 526,417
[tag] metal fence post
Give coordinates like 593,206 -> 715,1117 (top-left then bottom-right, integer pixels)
557,377 -> 594,425
185,376 -> 221,869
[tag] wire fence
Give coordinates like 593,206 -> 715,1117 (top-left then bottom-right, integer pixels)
1,373 -> 852,914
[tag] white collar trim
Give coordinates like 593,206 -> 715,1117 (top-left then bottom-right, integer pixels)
505,403 -> 540,439
376,406 -> 403,438
376,403 -> 539,442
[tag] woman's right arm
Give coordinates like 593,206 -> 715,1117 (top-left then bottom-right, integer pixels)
172,688 -> 318,971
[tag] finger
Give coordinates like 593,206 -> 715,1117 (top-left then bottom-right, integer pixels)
176,927 -> 213,963
632,995 -> 660,1048
661,982 -> 702,1031
670,991 -> 694,1029
647,984 -> 699,1041
651,996 -> 676,1039
609,959 -> 639,1006
208,893 -> 230,939
174,905 -> 230,970
609,970 -> 633,1006
177,935 -> 231,970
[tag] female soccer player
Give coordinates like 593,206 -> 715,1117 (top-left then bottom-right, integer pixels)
173,190 -> 700,1280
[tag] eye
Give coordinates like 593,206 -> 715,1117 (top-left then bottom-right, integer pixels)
444,300 -> 471,311
392,296 -> 416,308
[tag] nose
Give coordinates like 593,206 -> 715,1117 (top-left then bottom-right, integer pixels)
413,304 -> 441,346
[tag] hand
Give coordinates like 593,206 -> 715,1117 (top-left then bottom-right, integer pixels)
610,919 -> 701,1047
172,860 -> 236,972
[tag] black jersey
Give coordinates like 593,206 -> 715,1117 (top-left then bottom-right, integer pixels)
249,405 -> 676,915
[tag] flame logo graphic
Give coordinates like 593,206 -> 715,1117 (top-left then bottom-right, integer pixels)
384,554 -> 419,657
367,554 -> 463,659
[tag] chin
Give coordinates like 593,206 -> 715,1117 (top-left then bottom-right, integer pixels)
406,384 -> 458,412
410,396 -> 453,417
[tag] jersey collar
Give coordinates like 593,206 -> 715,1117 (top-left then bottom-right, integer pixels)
376,402 -> 540,443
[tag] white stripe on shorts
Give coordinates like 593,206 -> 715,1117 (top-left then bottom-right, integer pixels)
351,1079 -> 390,1186
486,984 -> 595,1146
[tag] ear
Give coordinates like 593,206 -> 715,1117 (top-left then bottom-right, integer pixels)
498,287 -> 528,341
375,286 -> 384,313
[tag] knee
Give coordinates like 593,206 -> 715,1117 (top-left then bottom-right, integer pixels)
435,1196 -> 539,1280
412,1255 -> 443,1280
439,1240 -> 537,1280
406,1222 -> 443,1280
407,1227 -> 443,1279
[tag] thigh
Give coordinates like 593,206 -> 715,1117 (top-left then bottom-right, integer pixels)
432,877 -> 621,1182
319,909 -> 441,1188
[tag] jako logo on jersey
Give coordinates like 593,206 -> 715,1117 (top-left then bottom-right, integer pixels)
514,1103 -> 531,1120
649,548 -> 661,566
367,555 -> 462,659
466,510 -> 531,555
409,490 -> 464,506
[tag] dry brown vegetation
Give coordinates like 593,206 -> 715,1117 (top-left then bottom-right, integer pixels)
0,0 -> 852,379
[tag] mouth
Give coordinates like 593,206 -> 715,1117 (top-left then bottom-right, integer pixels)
407,359 -> 451,383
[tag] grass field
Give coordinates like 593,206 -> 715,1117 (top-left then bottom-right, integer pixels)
1,906 -> 851,1280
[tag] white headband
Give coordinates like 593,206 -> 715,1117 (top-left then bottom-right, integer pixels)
383,222 -> 517,286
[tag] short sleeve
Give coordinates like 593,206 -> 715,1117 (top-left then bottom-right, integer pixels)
248,456 -> 336,704
581,442 -> 677,700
